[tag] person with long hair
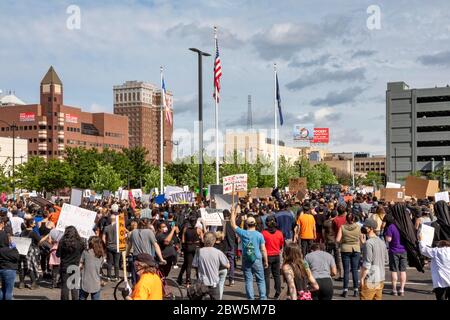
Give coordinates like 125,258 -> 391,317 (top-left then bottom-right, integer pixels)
79,236 -> 105,300
432,200 -> 450,246
56,226 -> 86,300
177,214 -> 203,287
281,242 -> 319,300
335,213 -> 363,297
0,231 -> 20,300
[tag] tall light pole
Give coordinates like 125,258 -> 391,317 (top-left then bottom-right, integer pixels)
189,48 -> 211,200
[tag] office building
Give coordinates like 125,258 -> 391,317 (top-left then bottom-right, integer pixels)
113,81 -> 173,165
0,137 -> 28,174
0,67 -> 129,160
387,82 -> 450,183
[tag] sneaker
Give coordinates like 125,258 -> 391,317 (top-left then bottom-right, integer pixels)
398,291 -> 405,297
391,291 -> 398,296
228,280 -> 235,287
340,290 -> 348,298
273,293 -> 280,300
353,290 -> 359,297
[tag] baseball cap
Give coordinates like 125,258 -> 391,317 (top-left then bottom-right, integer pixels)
136,253 -> 157,267
363,218 -> 377,230
246,216 -> 256,225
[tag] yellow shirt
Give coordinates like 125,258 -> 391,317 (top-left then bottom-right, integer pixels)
298,214 -> 316,240
131,273 -> 163,300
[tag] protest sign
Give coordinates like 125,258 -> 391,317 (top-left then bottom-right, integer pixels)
83,189 -> 91,198
386,182 -> 401,189
120,189 -> 129,201
56,203 -> 97,239
324,184 -> 341,197
183,186 -> 189,192
131,189 -> 143,199
405,176 -> 440,198
420,224 -> 435,247
165,186 -> 184,196
103,190 -> 111,198
168,191 -> 195,204
297,189 -> 307,201
251,188 -> 272,199
11,237 -> 31,255
434,191 -> 449,203
116,213 -> 127,252
70,188 -> 83,207
200,208 -> 224,226
289,178 -> 307,194
214,194 -> 233,210
223,174 -> 248,194
381,188 -> 404,202
208,184 -> 223,200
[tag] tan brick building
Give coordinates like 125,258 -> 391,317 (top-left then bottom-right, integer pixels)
113,81 -> 173,164
0,67 -> 128,160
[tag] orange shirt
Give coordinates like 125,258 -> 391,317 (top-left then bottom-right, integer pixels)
49,206 -> 61,225
298,214 -> 316,240
131,273 -> 163,300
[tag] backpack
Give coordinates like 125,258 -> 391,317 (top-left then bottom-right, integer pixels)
244,241 -> 257,264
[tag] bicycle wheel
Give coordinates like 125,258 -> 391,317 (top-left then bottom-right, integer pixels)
113,279 -> 132,300
163,278 -> 184,300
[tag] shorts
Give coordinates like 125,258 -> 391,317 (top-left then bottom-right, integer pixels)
389,252 -> 408,272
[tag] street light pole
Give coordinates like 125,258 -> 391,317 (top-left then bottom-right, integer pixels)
189,48 -> 211,200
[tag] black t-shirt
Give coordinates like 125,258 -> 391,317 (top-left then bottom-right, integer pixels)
20,229 -> 41,247
314,213 -> 327,233
224,221 -> 236,251
214,240 -> 228,253
156,233 -> 177,258
56,240 -> 85,272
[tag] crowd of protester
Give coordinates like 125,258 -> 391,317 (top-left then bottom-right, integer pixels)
0,187 -> 450,301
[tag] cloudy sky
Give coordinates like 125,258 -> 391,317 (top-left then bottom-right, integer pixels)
1,0 -> 450,157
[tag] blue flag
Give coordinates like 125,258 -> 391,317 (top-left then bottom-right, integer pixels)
276,74 -> 284,126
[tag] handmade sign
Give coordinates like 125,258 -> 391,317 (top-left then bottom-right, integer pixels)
223,174 -> 248,194
405,176 -> 439,198
386,182 -> 401,189
289,178 -> 307,194
200,208 -> 224,226
116,213 -> 127,252
70,188 -> 83,207
56,204 -> 97,239
251,188 -> 272,199
420,224 -> 435,247
381,188 -> 405,202
435,191 -> 450,203
11,237 -> 32,256
324,184 -> 341,197
168,191 -> 195,204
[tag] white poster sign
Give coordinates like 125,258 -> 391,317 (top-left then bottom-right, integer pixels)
103,190 -> 111,198
386,182 -> 401,189
168,191 -> 195,204
183,186 -> 189,192
434,191 -> 450,203
200,208 -> 224,226
165,186 -> 184,196
121,189 -> 129,201
11,237 -> 32,255
420,224 -> 435,247
223,174 -> 248,194
83,189 -> 92,198
56,203 -> 97,239
131,189 -> 143,199
70,189 -> 83,207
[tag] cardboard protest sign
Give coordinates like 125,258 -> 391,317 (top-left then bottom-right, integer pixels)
11,237 -> 31,255
386,182 -> 401,189
435,192 -> 450,203
168,191 -> 195,204
116,213 -> 127,252
200,208 -> 224,226
381,188 -> 404,202
289,178 -> 307,193
56,203 -> 97,239
70,188 -> 83,207
420,224 -> 435,247
297,189 -> 307,201
223,174 -> 248,194
405,176 -> 440,199
214,194 -> 233,210
374,190 -> 381,199
251,188 -> 272,199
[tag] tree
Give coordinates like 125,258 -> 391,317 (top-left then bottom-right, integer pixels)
123,147 -> 153,188
361,171 -> 383,186
40,159 -> 74,193
15,157 -> 47,191
143,166 -> 176,193
0,161 -> 13,193
90,162 -> 124,192
65,147 -> 101,189
313,163 -> 338,187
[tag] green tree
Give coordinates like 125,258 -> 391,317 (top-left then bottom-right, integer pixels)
313,163 -> 338,187
65,147 -> 101,189
15,157 -> 47,191
0,161 -> 13,193
90,162 -> 124,192
123,147 -> 153,188
143,166 -> 176,193
40,159 -> 75,193
361,171 -> 383,186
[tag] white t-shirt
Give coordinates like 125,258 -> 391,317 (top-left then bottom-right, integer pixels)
10,216 -> 24,235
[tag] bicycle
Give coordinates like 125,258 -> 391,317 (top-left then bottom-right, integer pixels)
113,256 -> 184,300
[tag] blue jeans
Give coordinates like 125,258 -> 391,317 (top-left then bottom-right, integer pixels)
242,258 -> 267,300
341,251 -> 360,290
79,289 -> 101,300
226,251 -> 235,282
218,269 -> 227,300
0,269 -> 16,300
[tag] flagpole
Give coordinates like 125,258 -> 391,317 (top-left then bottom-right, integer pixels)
214,26 -> 220,185
160,67 -> 164,195
274,63 -> 278,188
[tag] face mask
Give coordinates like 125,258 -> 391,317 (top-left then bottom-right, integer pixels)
162,227 -> 168,233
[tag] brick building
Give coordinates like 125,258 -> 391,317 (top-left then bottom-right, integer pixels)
0,67 -> 128,160
113,81 -> 173,164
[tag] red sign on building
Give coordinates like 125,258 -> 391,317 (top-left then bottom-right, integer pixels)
313,128 -> 329,144
19,112 -> 35,122
65,114 -> 78,124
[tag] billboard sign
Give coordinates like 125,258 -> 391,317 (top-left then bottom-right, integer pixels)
65,113 -> 78,124
19,112 -> 35,122
293,124 -> 314,141
313,128 -> 329,144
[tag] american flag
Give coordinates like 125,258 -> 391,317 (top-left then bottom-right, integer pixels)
213,30 -> 222,102
161,74 -> 173,125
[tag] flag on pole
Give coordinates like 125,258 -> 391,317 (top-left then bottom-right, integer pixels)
213,29 -> 222,102
276,73 -> 283,126
161,73 -> 173,125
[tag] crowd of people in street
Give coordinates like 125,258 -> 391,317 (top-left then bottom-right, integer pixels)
0,187 -> 450,301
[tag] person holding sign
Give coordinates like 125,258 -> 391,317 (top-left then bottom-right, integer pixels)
230,205 -> 268,300
0,231 -> 20,300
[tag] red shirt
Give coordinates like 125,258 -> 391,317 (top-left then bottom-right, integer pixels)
332,215 -> 347,235
262,230 -> 284,256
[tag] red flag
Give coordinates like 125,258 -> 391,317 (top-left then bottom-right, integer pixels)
128,190 -> 136,210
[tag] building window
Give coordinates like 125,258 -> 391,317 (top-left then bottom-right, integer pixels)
34,125 -> 37,130
39,125 -> 46,130
34,151 -> 37,155
54,97 -> 57,102
34,138 -> 37,142
116,94 -> 119,102
29,126 -> 32,130
48,125 -> 52,130
29,138 -> 32,143
39,151 -> 46,155
48,138 -> 52,143
48,97 -> 51,102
